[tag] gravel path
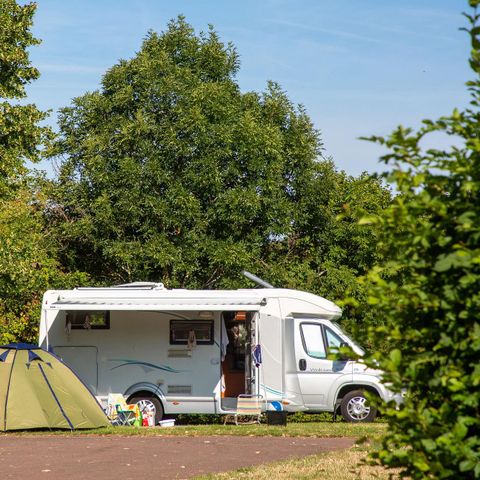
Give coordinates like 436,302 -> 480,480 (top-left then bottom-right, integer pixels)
0,435 -> 354,479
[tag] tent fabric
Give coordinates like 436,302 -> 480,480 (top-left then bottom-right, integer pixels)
0,343 -> 109,431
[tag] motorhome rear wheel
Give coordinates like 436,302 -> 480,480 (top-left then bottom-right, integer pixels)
128,394 -> 163,425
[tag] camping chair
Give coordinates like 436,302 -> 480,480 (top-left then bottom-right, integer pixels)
107,393 -> 138,426
224,394 -> 264,425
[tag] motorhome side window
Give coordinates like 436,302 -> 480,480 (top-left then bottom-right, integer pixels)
66,311 -> 110,330
170,320 -> 214,345
324,327 -> 343,350
300,323 -> 326,359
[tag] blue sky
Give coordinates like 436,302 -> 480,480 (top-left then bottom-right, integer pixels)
27,0 -> 470,177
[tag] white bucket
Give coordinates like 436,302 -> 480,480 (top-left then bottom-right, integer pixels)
159,419 -> 175,428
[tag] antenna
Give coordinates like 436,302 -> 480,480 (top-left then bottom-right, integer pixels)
242,271 -> 274,289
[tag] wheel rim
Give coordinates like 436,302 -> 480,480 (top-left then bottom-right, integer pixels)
135,399 -> 156,417
346,396 -> 370,421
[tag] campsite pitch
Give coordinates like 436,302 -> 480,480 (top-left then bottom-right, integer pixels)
0,435 -> 354,479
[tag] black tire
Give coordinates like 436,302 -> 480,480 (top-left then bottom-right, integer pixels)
340,390 -> 377,423
127,394 -> 163,425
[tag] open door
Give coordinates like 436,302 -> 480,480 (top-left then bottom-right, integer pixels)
293,318 -> 352,408
220,311 -> 256,410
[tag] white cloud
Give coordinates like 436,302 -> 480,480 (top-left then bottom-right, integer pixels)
268,19 -> 385,45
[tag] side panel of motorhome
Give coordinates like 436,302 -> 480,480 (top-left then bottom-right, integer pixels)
42,309 -> 222,414
38,286 -> 390,421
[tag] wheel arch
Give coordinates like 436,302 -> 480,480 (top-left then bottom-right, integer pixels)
334,383 -> 381,411
124,382 -> 166,406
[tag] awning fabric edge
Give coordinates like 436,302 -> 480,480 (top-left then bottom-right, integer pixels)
48,297 -> 265,312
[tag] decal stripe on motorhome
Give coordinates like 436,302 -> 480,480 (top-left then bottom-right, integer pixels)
261,385 -> 285,396
109,359 -> 185,373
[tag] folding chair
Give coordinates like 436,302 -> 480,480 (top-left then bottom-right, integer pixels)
224,394 -> 264,425
107,393 -> 138,426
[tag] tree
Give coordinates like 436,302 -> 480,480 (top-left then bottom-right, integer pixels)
361,2 -> 480,477
0,1 -> 83,344
0,0 -> 51,198
50,16 -> 390,316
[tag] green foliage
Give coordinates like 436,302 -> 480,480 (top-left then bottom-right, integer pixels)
175,412 -> 335,425
0,1 -> 82,344
0,187 -> 88,344
0,0 -> 52,198
50,18 -> 389,339
361,5 -> 480,478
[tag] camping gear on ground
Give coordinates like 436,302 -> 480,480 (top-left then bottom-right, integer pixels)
266,410 -> 288,426
143,411 -> 155,426
266,402 -> 287,426
107,393 -> 141,426
223,394 -> 264,425
159,418 -> 175,427
0,343 -> 109,431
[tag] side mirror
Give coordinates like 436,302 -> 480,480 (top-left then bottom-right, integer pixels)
338,342 -> 351,361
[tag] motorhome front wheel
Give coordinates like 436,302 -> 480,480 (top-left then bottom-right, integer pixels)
128,394 -> 163,425
340,390 -> 377,422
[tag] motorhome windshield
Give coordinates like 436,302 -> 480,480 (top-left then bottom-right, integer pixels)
332,322 -> 365,356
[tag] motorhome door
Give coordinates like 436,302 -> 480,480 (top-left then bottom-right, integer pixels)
293,318 -> 352,408
53,345 -> 99,393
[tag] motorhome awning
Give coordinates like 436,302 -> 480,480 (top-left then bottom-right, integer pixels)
48,296 -> 266,312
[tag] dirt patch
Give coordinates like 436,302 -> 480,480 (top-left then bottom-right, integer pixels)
0,435 -> 354,479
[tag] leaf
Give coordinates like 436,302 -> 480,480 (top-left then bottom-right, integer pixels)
459,459 -> 476,472
421,439 -> 436,452
389,349 -> 402,366
358,216 -> 378,225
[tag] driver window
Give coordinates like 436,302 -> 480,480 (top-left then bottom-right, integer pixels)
300,323 -> 326,359
325,327 -> 343,350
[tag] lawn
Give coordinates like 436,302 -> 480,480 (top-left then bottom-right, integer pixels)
5,421 -> 387,438
195,446 -> 399,480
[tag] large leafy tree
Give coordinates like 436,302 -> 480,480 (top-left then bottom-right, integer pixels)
51,17 -> 390,314
362,2 -> 480,477
0,0 -> 50,198
0,1 -> 83,344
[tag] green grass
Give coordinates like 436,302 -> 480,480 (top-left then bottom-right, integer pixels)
2,421 -> 387,438
194,445 -> 400,480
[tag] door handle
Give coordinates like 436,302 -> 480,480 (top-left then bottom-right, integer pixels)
299,359 -> 307,371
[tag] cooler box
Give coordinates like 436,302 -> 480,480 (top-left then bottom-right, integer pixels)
266,411 -> 287,426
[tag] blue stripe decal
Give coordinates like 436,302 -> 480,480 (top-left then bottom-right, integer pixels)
38,363 -> 74,430
261,385 -> 285,396
108,359 -> 184,373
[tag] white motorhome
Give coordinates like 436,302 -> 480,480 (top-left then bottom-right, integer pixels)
38,280 -> 392,423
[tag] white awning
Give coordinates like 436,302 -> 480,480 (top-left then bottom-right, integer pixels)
48,296 -> 266,312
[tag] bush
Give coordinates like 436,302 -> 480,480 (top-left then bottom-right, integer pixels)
361,3 -> 480,478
